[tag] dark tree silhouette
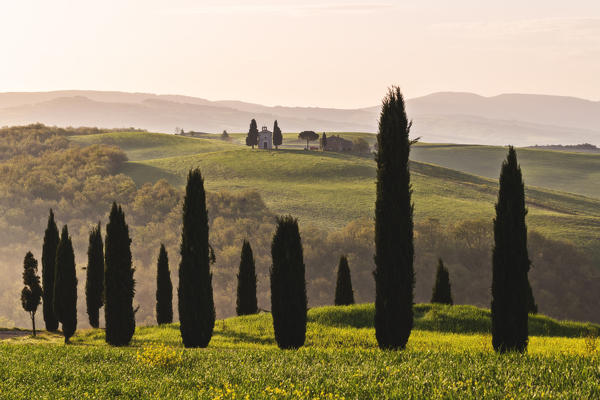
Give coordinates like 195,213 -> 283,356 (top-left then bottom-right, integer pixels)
21,252 -> 42,336
54,225 -> 77,343
321,132 -> 328,150
246,119 -> 259,149
85,222 -> 104,328
178,169 -> 215,348
104,203 -> 136,346
273,120 -> 283,149
156,244 -> 173,325
221,130 -> 229,140
236,240 -> 258,316
374,86 -> 414,350
270,216 -> 307,349
298,131 -> 319,150
431,259 -> 453,305
491,146 -> 533,353
334,255 -> 354,306
41,209 -> 59,332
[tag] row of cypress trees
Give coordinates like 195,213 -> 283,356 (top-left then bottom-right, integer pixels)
373,86 -> 536,353
26,86 -> 535,355
36,203 -> 135,345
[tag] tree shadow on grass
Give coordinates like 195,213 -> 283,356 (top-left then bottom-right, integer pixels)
215,329 -> 276,346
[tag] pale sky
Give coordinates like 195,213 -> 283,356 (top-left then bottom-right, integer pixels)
1,0 -> 599,108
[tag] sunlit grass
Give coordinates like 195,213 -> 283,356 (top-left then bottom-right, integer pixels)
1,304 -> 599,399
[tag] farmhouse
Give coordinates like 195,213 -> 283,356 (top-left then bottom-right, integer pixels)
258,126 -> 273,149
325,135 -> 353,152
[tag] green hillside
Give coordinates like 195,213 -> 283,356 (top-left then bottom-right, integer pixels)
411,143 -> 600,199
2,304 -> 599,399
230,132 -> 600,199
69,131 -> 600,260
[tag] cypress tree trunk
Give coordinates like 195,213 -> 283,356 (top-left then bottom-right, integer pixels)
431,259 -> 453,305
374,86 -> 414,350
236,240 -> 258,316
270,216 -> 307,349
156,244 -> 173,325
491,146 -> 532,353
178,169 -> 215,348
85,222 -> 104,328
334,255 -> 354,306
104,203 -> 136,346
54,225 -> 77,344
41,209 -> 59,332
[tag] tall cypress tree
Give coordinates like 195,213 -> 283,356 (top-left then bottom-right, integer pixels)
273,120 -> 283,150
41,209 -> 59,332
321,132 -> 328,150
334,255 -> 354,306
491,146 -> 533,353
54,225 -> 77,343
431,259 -> 453,305
270,216 -> 307,349
178,169 -> 215,348
246,119 -> 259,149
104,203 -> 136,346
236,240 -> 258,316
85,222 -> 104,328
156,244 -> 173,325
374,86 -> 414,350
21,252 -> 42,336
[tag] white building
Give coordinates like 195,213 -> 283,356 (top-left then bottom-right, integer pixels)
257,126 -> 273,149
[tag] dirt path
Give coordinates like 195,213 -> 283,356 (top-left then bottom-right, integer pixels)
0,330 -> 30,340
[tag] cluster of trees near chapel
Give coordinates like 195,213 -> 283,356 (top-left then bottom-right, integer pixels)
21,86 -> 536,352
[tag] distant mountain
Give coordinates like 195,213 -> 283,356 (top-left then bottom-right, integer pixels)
0,90 -> 598,146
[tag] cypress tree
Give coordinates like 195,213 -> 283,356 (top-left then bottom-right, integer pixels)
431,259 -> 453,305
270,216 -> 307,349
273,120 -> 283,149
491,146 -> 533,353
236,240 -> 258,316
321,132 -> 328,150
41,209 -> 59,332
374,86 -> 414,350
85,222 -> 104,328
527,282 -> 538,315
104,203 -> 136,346
246,119 -> 259,149
334,255 -> 354,306
21,252 -> 42,336
54,225 -> 77,343
156,244 -> 173,325
178,169 -> 215,348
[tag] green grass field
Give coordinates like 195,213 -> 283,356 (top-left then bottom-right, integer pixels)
411,143 -> 600,199
70,131 -> 600,260
1,304 -> 599,399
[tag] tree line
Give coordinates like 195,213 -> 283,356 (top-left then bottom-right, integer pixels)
2,124 -> 595,327
21,86 -> 539,353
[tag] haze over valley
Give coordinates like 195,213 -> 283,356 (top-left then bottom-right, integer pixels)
1,90 -> 599,146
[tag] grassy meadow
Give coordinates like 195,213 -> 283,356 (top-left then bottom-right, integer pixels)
70,131 -> 600,260
1,304 -> 599,399
411,143 -> 600,199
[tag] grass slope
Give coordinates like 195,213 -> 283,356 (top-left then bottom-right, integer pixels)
411,143 -> 600,199
69,131 -> 600,261
2,304 -> 599,399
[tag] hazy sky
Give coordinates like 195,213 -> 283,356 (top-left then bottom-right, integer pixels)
1,1 -> 599,108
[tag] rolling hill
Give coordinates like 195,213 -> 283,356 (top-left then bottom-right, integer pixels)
69,131 -> 600,261
2,90 -> 599,146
